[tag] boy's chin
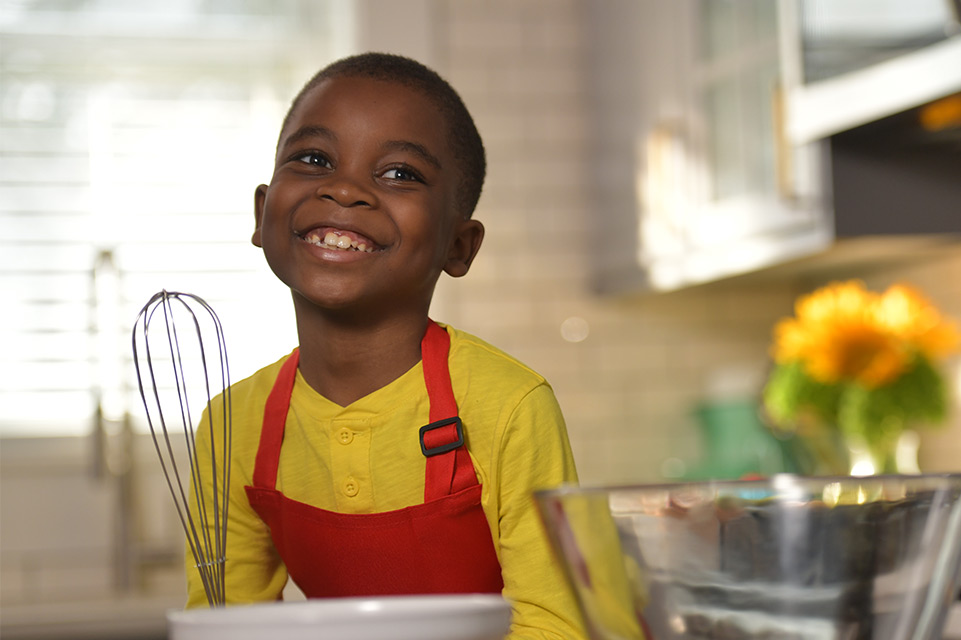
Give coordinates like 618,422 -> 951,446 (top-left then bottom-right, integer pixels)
291,289 -> 361,313
289,287 -> 434,323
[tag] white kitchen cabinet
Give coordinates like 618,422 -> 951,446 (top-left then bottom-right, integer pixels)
646,0 -> 831,290
585,0 -> 960,294
781,0 -> 961,142
586,0 -> 830,293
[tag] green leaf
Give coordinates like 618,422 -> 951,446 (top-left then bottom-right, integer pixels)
838,356 -> 947,440
763,361 -> 842,427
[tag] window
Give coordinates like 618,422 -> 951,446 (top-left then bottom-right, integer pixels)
1,0 -> 350,436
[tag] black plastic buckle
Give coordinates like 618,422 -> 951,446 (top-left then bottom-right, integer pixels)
419,417 -> 464,457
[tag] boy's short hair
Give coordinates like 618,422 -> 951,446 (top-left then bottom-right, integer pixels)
280,52 -> 486,219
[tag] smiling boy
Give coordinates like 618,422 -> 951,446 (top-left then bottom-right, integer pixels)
187,53 -> 584,638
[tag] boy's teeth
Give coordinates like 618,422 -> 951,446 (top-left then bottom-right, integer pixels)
309,230 -> 375,253
328,232 -> 352,249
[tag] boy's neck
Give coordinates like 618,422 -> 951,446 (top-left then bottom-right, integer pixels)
292,303 -> 430,407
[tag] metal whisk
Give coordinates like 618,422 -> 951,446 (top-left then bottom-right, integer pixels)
132,291 -> 231,606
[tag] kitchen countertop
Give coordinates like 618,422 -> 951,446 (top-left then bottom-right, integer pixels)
2,595 -> 959,639
0,595 -> 182,640
946,601 -> 961,640
0,583 -> 307,640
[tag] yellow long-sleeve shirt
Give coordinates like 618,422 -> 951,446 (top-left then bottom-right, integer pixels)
186,324 -> 585,639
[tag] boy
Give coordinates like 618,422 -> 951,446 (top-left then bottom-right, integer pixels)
188,52 -> 584,638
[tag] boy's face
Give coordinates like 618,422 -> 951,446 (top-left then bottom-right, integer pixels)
253,76 -> 483,318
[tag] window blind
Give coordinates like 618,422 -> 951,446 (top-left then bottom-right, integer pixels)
1,0 -> 347,436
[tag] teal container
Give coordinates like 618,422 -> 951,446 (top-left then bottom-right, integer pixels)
686,399 -> 799,480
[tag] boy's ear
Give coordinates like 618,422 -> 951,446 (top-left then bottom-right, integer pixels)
444,218 -> 485,278
252,184 -> 268,247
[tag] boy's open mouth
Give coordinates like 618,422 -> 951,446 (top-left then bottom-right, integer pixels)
301,227 -> 382,253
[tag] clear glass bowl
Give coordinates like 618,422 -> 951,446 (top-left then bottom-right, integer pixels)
536,474 -> 961,640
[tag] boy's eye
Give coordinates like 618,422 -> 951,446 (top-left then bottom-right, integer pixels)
382,166 -> 423,182
296,152 -> 332,168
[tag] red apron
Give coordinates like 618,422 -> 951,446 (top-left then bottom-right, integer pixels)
244,320 -> 504,597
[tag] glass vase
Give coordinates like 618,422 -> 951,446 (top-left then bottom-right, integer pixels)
846,430 -> 921,476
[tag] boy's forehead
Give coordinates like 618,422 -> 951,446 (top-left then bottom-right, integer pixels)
281,75 -> 450,143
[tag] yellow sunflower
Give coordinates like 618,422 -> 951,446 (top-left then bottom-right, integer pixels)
771,281 -> 910,388
765,280 -> 958,474
874,283 -> 961,360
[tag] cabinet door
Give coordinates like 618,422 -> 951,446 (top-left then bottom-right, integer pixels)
639,0 -> 829,289
686,0 -> 821,247
588,1 -> 831,293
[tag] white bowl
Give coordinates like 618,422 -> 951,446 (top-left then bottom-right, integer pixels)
167,594 -> 512,640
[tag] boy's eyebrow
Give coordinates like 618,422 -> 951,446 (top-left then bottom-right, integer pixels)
281,125 -> 335,150
381,140 -> 442,170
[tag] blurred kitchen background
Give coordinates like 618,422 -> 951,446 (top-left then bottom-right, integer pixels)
2,0 -> 960,638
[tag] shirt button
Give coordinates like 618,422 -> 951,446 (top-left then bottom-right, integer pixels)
343,477 -> 359,497
337,428 -> 354,445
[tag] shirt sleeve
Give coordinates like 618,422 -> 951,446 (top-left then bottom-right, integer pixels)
492,383 -> 588,639
185,405 -> 288,608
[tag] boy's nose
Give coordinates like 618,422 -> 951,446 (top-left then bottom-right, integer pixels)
315,177 -> 375,208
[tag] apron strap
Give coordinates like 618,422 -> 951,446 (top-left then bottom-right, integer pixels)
252,321 -> 479,501
252,348 -> 300,489
420,321 -> 478,502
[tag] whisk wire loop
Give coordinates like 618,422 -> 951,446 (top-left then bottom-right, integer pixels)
132,290 -> 232,606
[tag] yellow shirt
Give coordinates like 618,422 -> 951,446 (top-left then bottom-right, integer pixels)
187,324 -> 585,639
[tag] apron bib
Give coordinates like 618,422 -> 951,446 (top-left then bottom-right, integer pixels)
244,321 -> 504,597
